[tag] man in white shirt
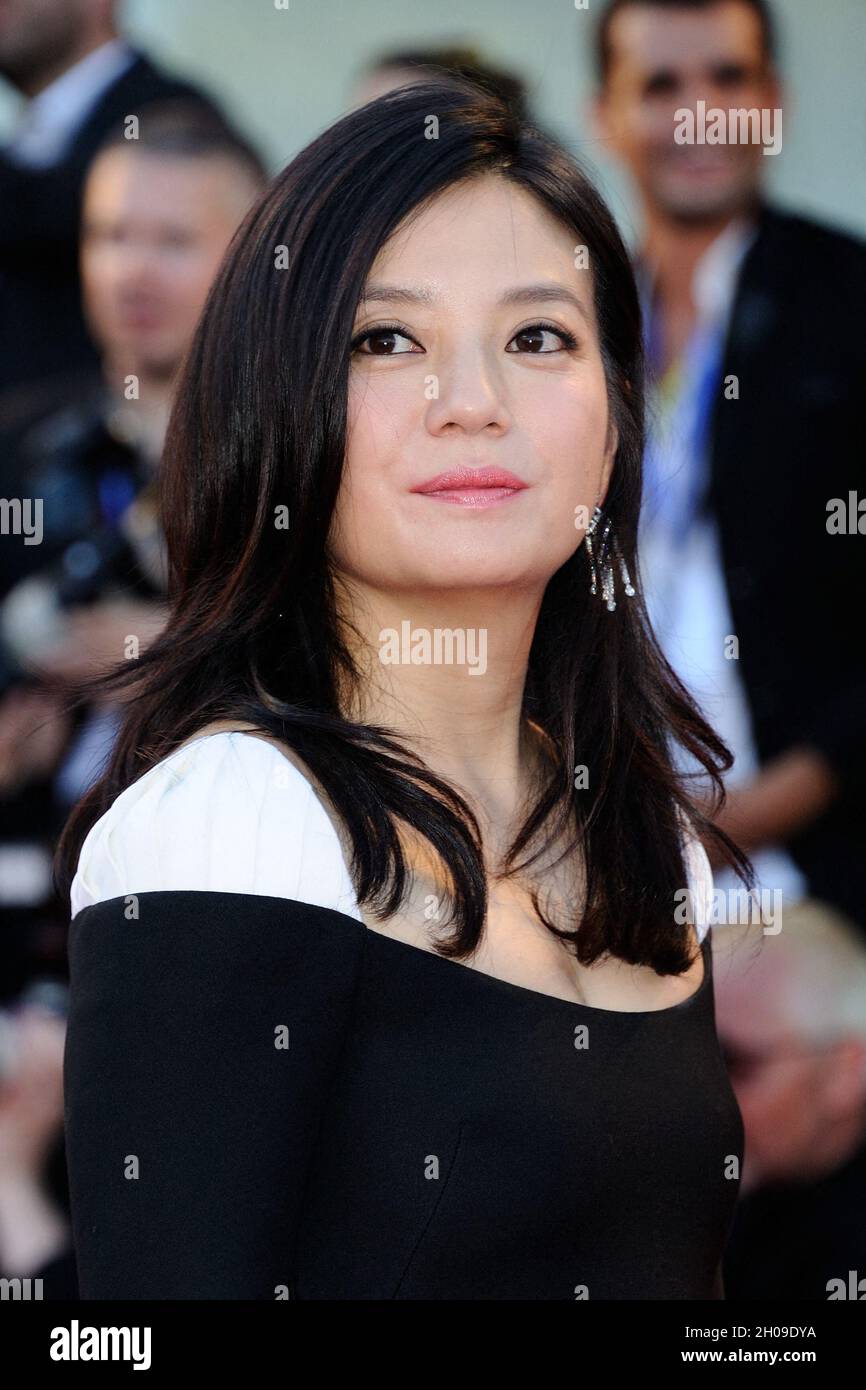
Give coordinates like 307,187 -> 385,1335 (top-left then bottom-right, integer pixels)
592,0 -> 866,935
635,213 -> 808,914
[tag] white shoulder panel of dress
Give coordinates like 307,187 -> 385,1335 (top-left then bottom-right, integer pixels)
70,728 -> 713,943
681,819 -> 714,945
69,731 -> 364,923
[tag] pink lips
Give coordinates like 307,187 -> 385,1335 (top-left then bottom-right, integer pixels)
410,465 -> 529,508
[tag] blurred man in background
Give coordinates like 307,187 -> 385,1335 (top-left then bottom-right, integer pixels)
1,100 -> 266,603
353,42 -> 529,118
714,914 -> 866,1299
0,101 -> 266,1298
593,0 -> 866,934
0,0 -> 231,414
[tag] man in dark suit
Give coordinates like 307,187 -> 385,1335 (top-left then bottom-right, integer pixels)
593,0 -> 866,932
0,0 -> 229,402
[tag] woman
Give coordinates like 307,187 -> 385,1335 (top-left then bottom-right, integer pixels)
57,77 -> 750,1300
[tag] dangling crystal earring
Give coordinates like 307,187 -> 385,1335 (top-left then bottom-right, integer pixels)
585,505 -> 635,612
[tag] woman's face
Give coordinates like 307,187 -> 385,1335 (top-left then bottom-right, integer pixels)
331,174 -> 617,594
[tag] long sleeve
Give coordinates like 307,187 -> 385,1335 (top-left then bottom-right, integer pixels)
63,889 -> 366,1298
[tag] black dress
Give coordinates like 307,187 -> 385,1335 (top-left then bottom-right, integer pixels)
63,889 -> 744,1299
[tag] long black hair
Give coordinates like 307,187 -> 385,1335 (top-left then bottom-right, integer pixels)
55,76 -> 751,974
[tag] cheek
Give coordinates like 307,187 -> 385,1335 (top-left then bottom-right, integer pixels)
81,275 -> 108,317
343,375 -> 412,502
85,263 -> 122,310
512,372 -> 614,572
621,103 -> 667,151
520,370 -> 611,495
331,384 -> 401,566
347,371 -> 410,443
641,112 -> 668,143
170,255 -> 219,309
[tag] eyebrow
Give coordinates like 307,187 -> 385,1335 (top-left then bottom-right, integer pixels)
361,281 -> 592,326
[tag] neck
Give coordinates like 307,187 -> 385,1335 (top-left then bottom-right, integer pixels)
640,206 -> 752,372
103,357 -> 175,466
642,196 -> 761,300
334,577 -> 550,844
644,214 -> 730,303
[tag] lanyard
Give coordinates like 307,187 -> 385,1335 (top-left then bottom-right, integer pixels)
641,301 -> 726,546
97,466 -> 138,528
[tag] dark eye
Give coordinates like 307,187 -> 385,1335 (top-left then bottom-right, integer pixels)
351,326 -> 420,356
643,69 -> 680,98
506,322 -> 579,354
712,62 -> 751,88
160,229 -> 194,250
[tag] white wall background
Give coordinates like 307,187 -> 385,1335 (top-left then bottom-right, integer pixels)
2,0 -> 864,242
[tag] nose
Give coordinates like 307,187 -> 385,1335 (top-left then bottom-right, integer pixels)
424,342 -> 512,436
121,245 -> 163,286
678,74 -> 746,112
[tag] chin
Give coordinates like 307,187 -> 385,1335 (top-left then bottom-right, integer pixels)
393,557 -> 543,591
655,171 -> 753,223
660,190 -> 745,223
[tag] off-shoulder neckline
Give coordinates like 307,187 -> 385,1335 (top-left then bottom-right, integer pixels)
70,887 -> 711,1020
78,730 -> 710,1016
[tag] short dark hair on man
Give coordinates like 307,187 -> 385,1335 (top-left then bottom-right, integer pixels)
595,0 -> 777,83
92,98 -> 269,187
361,45 -> 530,122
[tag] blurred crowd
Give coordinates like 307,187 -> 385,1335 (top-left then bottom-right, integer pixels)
0,0 -> 863,1302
